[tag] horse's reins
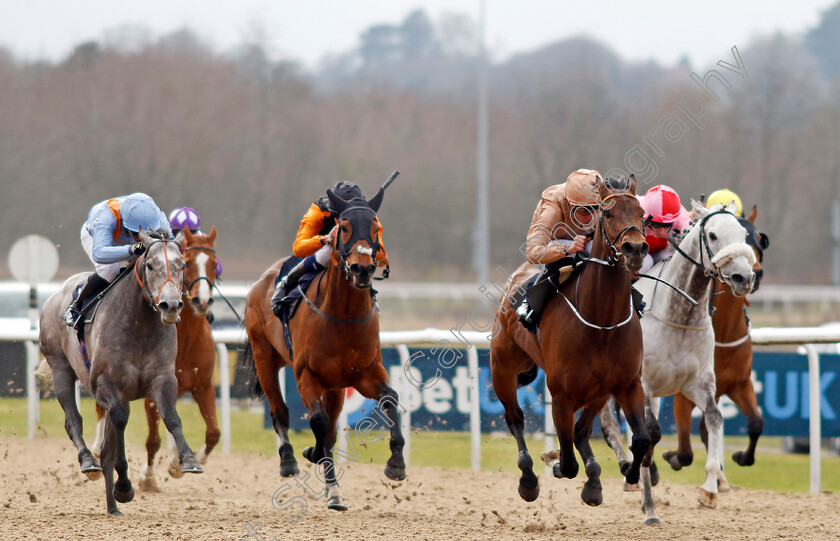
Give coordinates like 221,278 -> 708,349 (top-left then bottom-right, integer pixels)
134,238 -> 181,312
557,192 -> 641,331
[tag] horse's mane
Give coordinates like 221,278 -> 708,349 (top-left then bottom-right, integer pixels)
146,229 -> 172,240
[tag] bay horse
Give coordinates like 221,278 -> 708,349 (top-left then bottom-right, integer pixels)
39,229 -> 203,516
90,226 -> 220,491
491,175 -> 652,507
599,201 -> 756,525
663,207 -> 769,483
241,184 -> 405,511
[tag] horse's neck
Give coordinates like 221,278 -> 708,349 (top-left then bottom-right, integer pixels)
659,228 -> 711,326
712,282 -> 747,340
178,306 -> 208,336
576,226 -> 631,319
107,268 -> 159,332
319,263 -> 374,319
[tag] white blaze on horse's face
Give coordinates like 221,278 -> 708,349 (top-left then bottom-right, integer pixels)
191,251 -> 213,315
692,201 -> 756,297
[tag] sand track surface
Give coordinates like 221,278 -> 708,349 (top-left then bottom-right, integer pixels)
1,436 -> 838,541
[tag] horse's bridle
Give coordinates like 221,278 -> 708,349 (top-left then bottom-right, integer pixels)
182,245 -> 217,299
329,204 -> 389,283
596,192 -> 645,266
134,238 -> 182,312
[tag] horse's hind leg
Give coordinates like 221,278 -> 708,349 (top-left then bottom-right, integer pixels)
727,380 -> 764,467
191,382 -> 220,465
139,398 -> 162,491
490,347 -> 539,502
684,381 -> 722,509
95,379 -> 133,515
252,339 -> 298,477
150,375 -> 203,475
49,358 -> 101,478
574,397 -> 608,507
662,393 -> 695,470
91,403 -> 106,459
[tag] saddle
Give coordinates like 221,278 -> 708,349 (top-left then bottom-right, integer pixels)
516,255 -> 584,333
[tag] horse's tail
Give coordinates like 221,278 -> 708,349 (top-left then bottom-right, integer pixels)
239,338 -> 264,400
35,359 -> 53,385
516,363 -> 538,389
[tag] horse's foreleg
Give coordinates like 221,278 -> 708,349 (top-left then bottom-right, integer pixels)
551,399 -> 578,480
376,385 -> 406,482
139,398 -> 161,491
191,383 -> 220,464
321,388 -> 348,511
150,375 -> 203,475
663,393 -> 695,470
50,361 -> 100,477
95,378 -> 133,515
598,397 -> 632,476
490,359 -> 539,502
614,386 -> 655,486
574,397 -> 608,507
685,383 -> 722,509
727,380 -> 763,467
640,464 -> 661,526
92,403 -> 106,459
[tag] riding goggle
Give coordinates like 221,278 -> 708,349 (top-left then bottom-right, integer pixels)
648,221 -> 674,229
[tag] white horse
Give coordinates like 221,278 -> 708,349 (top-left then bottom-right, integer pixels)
598,200 -> 755,525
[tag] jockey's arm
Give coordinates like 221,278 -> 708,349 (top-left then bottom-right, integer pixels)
525,198 -> 574,265
292,204 -> 329,258
90,213 -> 133,264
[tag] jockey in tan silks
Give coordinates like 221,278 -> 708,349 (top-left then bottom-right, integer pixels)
517,169 -> 604,327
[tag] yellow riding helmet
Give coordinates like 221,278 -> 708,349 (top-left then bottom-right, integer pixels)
706,188 -> 743,217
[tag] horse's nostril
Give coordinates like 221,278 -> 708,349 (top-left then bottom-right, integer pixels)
192,297 -> 201,305
350,263 -> 361,275
366,265 -> 376,276
731,274 -> 744,284
207,297 -> 214,306
159,301 -> 170,312
177,300 -> 184,311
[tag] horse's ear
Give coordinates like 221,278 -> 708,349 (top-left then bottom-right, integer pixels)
368,188 -> 385,213
726,200 -> 738,215
208,225 -> 218,244
327,189 -> 347,216
691,199 -> 710,217
758,232 -> 770,250
174,229 -> 186,248
184,226 -> 194,242
747,205 -> 757,223
628,174 -> 637,196
138,228 -> 153,246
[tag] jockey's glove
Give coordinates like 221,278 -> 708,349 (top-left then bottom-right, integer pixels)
132,242 -> 146,255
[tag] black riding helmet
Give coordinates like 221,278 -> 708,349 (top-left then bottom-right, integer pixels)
317,181 -> 363,216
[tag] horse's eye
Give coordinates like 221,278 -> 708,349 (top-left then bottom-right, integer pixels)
709,233 -> 717,242
604,210 -> 612,219
146,262 -> 154,270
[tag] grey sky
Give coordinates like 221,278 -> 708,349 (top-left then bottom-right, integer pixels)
0,1 -> 835,67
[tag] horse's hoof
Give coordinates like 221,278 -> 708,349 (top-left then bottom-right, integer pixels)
540,450 -> 560,466
86,471 -> 103,481
649,461 -> 660,487
732,450 -> 754,467
645,517 -> 662,526
581,478 -> 603,507
624,482 -> 641,492
138,476 -> 160,493
718,480 -> 731,493
697,488 -> 717,509
618,460 -> 631,476
518,470 -> 539,502
167,462 -> 184,479
108,508 -> 124,517
384,465 -> 406,481
327,496 -> 348,511
180,455 -> 204,474
113,485 -> 135,504
280,460 -> 300,478
81,456 -> 102,474
302,447 -> 317,464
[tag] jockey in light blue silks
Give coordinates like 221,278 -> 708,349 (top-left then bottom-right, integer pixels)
63,193 -> 171,328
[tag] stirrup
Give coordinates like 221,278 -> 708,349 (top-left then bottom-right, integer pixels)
63,305 -> 81,328
516,301 -> 533,322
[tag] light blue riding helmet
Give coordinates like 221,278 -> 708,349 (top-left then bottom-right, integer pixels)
122,193 -> 164,233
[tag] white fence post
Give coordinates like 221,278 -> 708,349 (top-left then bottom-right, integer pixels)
804,344 -> 822,494
544,375 -> 553,476
396,344 -> 411,466
216,342 -> 231,454
26,341 -> 39,438
467,346 -> 481,471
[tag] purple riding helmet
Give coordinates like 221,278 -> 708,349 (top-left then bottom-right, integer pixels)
168,207 -> 222,276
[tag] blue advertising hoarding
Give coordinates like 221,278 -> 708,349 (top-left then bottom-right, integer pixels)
267,349 -> 840,438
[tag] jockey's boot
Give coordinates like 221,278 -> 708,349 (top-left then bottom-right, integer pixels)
631,286 -> 646,318
271,260 -> 307,318
63,273 -> 110,329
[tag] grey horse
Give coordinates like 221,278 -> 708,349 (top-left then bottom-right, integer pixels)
38,229 -> 203,516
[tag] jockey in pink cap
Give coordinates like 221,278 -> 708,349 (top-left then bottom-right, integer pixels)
638,185 -> 690,273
